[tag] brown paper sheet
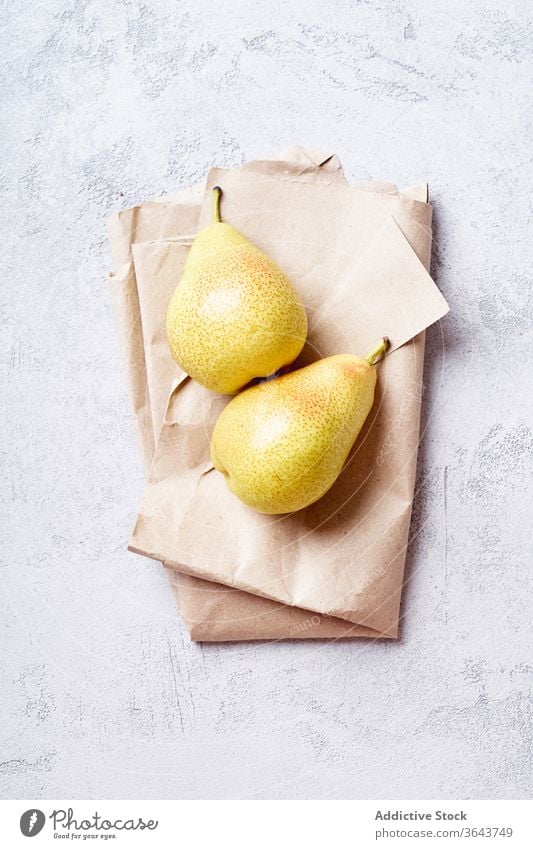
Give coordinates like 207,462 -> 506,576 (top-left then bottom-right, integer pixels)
109,149 -> 386,640
124,155 -> 447,638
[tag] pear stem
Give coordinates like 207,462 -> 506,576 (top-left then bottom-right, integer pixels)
365,337 -> 390,366
212,186 -> 222,223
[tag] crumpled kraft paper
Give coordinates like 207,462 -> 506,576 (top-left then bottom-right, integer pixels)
109,149 -> 385,639
117,150 -> 447,639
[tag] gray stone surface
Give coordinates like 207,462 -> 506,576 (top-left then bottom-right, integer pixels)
2,0 -> 532,800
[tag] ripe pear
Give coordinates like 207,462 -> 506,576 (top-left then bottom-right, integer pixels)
166,187 -> 308,394
210,338 -> 390,514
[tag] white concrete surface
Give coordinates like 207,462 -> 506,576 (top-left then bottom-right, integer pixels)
2,0 -> 532,800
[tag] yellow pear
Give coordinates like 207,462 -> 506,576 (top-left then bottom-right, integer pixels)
210,338 -> 390,514
166,187 -> 308,394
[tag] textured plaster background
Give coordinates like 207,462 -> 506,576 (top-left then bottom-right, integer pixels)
2,0 -> 532,800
